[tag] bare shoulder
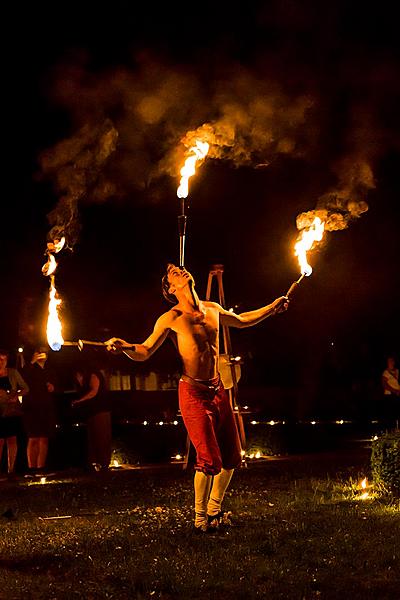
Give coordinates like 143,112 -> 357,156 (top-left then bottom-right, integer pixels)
156,308 -> 180,327
202,300 -> 225,313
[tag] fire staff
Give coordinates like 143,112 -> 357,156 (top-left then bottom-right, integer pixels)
105,264 -> 289,533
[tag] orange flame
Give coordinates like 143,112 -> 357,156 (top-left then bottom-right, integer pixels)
294,216 -> 325,276
42,254 -> 57,277
46,275 -> 64,351
361,477 -> 367,489
177,140 -> 210,199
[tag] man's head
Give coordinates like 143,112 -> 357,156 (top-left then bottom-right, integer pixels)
161,263 -> 194,304
0,349 -> 9,369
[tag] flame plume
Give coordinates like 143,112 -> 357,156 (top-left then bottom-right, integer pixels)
294,216 -> 325,276
46,275 -> 64,351
177,140 -> 209,199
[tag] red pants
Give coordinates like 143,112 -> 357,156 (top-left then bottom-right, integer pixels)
179,378 -> 242,475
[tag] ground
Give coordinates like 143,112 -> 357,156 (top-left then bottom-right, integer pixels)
0,446 -> 399,599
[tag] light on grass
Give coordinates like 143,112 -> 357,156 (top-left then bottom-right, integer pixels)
358,477 -> 372,500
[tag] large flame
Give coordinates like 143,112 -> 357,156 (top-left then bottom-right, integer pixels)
294,216 -> 325,276
177,140 -> 209,199
46,275 -> 64,351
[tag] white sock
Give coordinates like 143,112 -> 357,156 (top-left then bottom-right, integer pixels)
207,468 -> 234,516
194,471 -> 212,528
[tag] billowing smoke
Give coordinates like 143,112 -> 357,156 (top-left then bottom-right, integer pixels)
294,87 -> 386,249
39,55 -> 316,208
39,118 -> 118,247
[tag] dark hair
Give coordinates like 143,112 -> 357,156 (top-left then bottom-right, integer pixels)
161,264 -> 177,305
0,348 -> 9,358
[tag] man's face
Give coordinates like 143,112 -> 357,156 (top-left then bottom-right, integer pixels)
167,264 -> 194,294
388,357 -> 395,370
0,354 -> 8,370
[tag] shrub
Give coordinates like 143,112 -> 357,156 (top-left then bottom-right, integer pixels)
371,430 -> 400,495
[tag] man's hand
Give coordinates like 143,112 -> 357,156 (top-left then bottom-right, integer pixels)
273,296 -> 289,314
71,399 -> 84,407
104,337 -> 130,353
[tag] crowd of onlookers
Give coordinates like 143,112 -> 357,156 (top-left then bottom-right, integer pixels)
0,346 -> 112,481
0,345 -> 398,481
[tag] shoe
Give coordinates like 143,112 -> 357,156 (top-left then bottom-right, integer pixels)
207,511 -> 233,528
193,522 -> 218,534
2,507 -> 17,520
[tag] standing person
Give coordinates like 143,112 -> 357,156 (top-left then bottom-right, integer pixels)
71,364 -> 112,472
381,355 -> 400,427
0,349 -> 29,480
105,263 -> 289,532
22,346 -> 57,475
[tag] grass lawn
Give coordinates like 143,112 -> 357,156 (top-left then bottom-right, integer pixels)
0,447 -> 399,599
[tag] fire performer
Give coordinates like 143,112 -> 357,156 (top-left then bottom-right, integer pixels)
105,264 -> 289,533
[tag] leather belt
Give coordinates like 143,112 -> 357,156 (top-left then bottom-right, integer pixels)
180,374 -> 221,392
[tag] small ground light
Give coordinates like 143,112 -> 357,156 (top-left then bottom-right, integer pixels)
311,421 -> 316,425
143,420 -> 148,425
18,347 -> 24,353
40,477 -> 46,484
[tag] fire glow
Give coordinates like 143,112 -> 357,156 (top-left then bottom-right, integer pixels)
46,275 -> 64,351
177,140 -> 209,199
294,216 -> 325,277
43,237 -> 66,352
286,216 -> 325,298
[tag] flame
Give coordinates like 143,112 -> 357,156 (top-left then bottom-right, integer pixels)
47,237 -> 66,254
177,140 -> 209,199
294,216 -> 325,276
47,275 -> 64,351
42,254 -> 57,277
361,477 -> 367,489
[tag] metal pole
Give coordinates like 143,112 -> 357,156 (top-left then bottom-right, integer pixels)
178,198 -> 187,268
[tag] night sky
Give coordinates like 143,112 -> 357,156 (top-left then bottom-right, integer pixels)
2,1 -> 399,392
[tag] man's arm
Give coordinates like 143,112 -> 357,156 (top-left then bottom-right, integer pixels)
382,372 -> 400,395
72,374 -> 100,406
207,296 -> 289,329
105,311 -> 172,361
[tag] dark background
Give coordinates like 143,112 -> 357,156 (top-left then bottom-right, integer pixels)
1,1 -> 399,417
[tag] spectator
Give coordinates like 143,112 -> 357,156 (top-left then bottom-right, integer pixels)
0,348 -> 29,480
71,364 -> 112,472
22,346 -> 57,474
381,355 -> 400,427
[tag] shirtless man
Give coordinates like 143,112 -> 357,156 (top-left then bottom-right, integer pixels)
106,264 -> 289,532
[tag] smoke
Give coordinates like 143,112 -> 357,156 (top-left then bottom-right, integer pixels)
38,118 -> 118,247
296,103 -> 378,235
38,47 -> 395,249
40,54 -> 316,206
